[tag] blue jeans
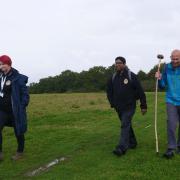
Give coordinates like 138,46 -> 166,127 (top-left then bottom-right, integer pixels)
116,107 -> 137,151
0,111 -> 24,153
166,103 -> 180,149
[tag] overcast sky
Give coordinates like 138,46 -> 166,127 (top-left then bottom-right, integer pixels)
0,0 -> 180,83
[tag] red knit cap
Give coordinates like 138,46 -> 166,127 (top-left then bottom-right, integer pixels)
0,55 -> 12,66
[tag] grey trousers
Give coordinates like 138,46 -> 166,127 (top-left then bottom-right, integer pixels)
166,103 -> 180,149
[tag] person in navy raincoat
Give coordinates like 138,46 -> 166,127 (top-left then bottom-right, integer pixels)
0,55 -> 29,161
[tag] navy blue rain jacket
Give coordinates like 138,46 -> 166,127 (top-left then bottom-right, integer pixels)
1,68 -> 30,135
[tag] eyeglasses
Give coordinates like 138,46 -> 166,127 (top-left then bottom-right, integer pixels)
115,62 -> 123,64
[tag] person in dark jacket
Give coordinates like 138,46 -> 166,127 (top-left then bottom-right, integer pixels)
107,56 -> 147,156
0,55 -> 29,161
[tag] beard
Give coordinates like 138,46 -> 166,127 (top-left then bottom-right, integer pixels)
171,61 -> 180,68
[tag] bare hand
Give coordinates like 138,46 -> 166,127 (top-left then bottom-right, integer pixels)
155,72 -> 162,80
141,109 -> 147,115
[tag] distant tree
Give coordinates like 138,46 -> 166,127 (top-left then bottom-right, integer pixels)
137,70 -> 147,81
29,63 -> 166,93
147,63 -> 165,79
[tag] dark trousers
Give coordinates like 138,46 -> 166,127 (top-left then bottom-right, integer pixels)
0,111 -> 24,153
116,107 -> 137,151
166,103 -> 180,149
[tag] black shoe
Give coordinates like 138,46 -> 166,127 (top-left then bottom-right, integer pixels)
113,148 -> 125,156
0,152 -> 3,161
176,147 -> 180,154
163,149 -> 174,159
128,144 -> 137,149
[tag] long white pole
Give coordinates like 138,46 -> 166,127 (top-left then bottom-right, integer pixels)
155,56 -> 163,153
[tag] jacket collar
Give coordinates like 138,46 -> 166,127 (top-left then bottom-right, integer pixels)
116,67 -> 129,76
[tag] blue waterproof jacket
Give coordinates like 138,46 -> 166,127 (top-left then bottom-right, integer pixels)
158,63 -> 180,106
0,68 -> 29,135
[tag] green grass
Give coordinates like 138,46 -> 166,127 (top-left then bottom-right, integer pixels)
0,92 -> 179,180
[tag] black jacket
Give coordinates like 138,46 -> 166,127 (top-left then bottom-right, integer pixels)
0,70 -> 13,113
106,68 -> 147,111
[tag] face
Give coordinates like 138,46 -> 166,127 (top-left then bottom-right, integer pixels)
0,62 -> 11,73
170,50 -> 180,68
115,60 -> 126,71
0,62 -> 2,71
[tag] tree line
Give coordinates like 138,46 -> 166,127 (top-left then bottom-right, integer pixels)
29,63 -> 165,94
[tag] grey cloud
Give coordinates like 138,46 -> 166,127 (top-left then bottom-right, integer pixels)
0,0 -> 180,83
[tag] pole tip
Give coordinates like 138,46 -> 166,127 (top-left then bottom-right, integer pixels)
157,54 -> 164,59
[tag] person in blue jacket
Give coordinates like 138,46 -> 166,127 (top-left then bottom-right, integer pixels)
0,55 -> 29,161
156,49 -> 180,159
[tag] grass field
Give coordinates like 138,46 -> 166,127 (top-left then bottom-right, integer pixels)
0,92 -> 179,180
